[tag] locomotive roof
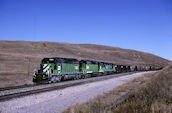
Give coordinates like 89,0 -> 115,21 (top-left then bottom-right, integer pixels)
42,57 -> 79,64
103,62 -> 114,65
80,60 -> 99,64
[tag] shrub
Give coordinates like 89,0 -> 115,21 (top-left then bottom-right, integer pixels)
43,42 -> 47,47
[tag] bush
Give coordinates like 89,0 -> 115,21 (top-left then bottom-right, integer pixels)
43,42 -> 47,47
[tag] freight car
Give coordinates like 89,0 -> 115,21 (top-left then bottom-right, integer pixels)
33,57 -> 162,83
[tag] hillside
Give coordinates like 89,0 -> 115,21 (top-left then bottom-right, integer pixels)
0,40 -> 170,88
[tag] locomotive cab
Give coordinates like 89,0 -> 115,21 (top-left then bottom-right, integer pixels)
33,58 -> 57,82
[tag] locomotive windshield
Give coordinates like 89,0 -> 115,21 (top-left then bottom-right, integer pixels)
42,58 -> 55,63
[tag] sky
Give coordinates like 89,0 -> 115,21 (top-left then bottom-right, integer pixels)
0,0 -> 172,61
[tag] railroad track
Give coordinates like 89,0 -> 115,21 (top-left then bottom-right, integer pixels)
0,72 -> 137,102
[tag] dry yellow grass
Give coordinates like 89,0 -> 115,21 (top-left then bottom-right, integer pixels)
63,65 -> 172,113
112,72 -> 154,95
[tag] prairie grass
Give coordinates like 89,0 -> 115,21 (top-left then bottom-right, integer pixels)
63,65 -> 172,113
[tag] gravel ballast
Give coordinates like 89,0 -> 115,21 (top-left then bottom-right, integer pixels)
0,72 -> 152,113
0,72 -> 134,98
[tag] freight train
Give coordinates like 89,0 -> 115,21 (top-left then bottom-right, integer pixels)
33,57 -> 162,83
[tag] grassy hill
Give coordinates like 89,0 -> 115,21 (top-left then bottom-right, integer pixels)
0,40 -> 170,88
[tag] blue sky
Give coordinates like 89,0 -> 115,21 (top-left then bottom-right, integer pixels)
0,0 -> 172,60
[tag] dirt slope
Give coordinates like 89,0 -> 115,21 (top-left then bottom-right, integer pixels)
0,40 -> 170,88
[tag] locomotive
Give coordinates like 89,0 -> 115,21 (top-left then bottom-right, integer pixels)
33,57 -> 161,83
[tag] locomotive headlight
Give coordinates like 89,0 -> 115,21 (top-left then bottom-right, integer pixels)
58,66 -> 61,70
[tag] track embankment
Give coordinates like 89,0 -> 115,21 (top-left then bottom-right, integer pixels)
0,72 -> 136,102
0,71 -> 154,113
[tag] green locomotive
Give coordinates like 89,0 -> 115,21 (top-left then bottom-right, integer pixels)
33,57 -> 161,83
33,58 -> 80,82
33,57 -> 118,83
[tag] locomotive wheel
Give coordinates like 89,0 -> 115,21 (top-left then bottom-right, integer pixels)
81,74 -> 85,79
50,76 -> 56,83
50,76 -> 61,82
55,76 -> 62,82
76,75 -> 81,79
74,75 -> 78,80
